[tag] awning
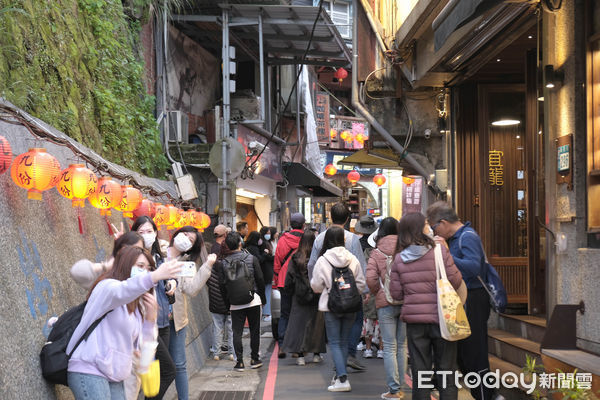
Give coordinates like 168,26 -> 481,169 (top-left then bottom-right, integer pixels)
284,162 -> 342,198
433,0 -> 504,51
337,148 -> 402,169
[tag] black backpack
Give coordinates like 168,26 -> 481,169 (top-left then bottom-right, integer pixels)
294,271 -> 315,305
327,265 -> 362,314
40,301 -> 108,386
224,255 -> 255,305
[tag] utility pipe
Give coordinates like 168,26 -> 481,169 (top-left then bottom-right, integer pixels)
359,0 -> 388,53
351,0 -> 433,184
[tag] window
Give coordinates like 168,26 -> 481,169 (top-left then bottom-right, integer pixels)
320,0 -> 352,39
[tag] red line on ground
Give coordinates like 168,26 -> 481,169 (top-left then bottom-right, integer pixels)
262,342 -> 279,400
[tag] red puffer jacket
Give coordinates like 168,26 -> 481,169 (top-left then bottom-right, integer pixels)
389,244 -> 462,324
273,229 -> 303,288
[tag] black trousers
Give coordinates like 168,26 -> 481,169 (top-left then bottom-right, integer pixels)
146,326 -> 176,400
407,323 -> 458,400
458,288 -> 493,400
231,305 -> 262,362
278,289 -> 292,346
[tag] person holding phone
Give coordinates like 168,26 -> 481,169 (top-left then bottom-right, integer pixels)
166,225 -> 217,400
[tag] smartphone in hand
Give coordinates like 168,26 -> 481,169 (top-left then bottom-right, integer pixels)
178,261 -> 196,278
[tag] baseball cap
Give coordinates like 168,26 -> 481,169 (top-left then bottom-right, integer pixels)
290,212 -> 306,225
214,224 -> 230,237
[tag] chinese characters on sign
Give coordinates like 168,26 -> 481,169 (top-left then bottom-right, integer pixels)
402,176 -> 423,215
557,144 -> 570,173
315,92 -> 330,144
489,150 -> 504,186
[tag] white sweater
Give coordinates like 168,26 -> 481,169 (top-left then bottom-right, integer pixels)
310,247 -> 366,312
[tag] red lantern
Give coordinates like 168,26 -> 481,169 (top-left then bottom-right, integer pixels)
334,67 -> 348,83
11,148 -> 61,200
164,204 -> 179,228
173,208 -> 189,229
355,132 -> 367,144
348,170 -> 360,185
115,185 -> 143,218
88,177 -> 122,215
340,130 -> 350,141
403,177 -> 416,186
153,204 -> 169,228
57,164 -> 97,207
198,212 -> 211,231
133,198 -> 156,219
330,129 -> 338,140
373,173 -> 386,187
0,135 -> 12,174
188,209 -> 201,229
324,163 -> 337,176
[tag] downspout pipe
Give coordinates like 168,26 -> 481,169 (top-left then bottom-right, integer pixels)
351,0 -> 434,185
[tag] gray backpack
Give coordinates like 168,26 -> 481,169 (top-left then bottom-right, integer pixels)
376,249 -> 402,305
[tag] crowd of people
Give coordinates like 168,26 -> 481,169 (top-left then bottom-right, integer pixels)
55,200 -> 497,400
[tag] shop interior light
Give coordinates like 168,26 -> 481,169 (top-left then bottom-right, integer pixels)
491,119 -> 520,126
544,64 -> 564,89
236,188 -> 265,199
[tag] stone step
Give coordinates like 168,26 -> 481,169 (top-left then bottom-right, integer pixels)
488,329 -> 542,368
497,313 -> 547,343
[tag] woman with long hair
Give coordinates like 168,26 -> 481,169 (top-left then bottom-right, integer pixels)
282,230 -> 326,366
365,217 -> 408,399
389,213 -> 463,400
311,226 -> 366,392
131,216 -> 176,400
166,225 -> 216,400
66,246 -> 182,399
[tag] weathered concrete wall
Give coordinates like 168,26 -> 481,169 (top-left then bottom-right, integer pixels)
0,103 -> 213,398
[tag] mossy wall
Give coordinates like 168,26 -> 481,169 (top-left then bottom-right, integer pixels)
0,0 -> 168,176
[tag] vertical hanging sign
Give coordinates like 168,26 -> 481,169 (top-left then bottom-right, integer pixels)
315,92 -> 330,144
489,150 -> 504,186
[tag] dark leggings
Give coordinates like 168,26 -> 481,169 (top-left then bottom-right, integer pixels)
146,326 -> 176,400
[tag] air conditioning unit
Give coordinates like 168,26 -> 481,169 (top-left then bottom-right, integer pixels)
167,111 -> 189,143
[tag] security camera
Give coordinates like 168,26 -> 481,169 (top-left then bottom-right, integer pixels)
248,141 -> 266,152
424,129 -> 432,139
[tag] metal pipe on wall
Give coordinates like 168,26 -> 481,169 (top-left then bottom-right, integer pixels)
258,14 -> 266,124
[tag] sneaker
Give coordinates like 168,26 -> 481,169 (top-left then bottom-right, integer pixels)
278,350 -> 286,359
250,358 -> 263,369
377,349 -> 384,359
213,354 -> 220,361
381,391 -> 404,399
262,315 -> 271,322
328,378 -> 351,392
233,361 -> 245,371
312,354 -> 323,363
227,354 -> 235,361
291,352 -> 299,358
356,342 -> 366,351
364,349 -> 373,358
296,356 -> 305,366
347,355 -> 366,370
221,345 -> 229,352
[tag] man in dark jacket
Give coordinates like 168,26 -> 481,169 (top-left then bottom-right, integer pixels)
426,201 -> 493,400
211,224 -> 230,255
273,213 -> 305,357
220,232 -> 266,371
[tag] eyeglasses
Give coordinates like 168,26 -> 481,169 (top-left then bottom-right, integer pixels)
431,221 -> 442,233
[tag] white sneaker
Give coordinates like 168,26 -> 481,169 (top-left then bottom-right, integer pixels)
213,354 -> 220,361
364,349 -> 373,358
312,354 -> 323,363
296,356 -> 306,366
356,342 -> 366,351
262,315 -> 271,322
377,349 -> 384,359
328,378 -> 351,392
228,354 -> 235,361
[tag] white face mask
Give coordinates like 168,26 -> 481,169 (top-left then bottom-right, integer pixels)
130,266 -> 147,278
174,233 -> 193,252
141,232 -> 156,249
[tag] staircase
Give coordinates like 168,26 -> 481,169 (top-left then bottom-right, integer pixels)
488,314 -> 546,390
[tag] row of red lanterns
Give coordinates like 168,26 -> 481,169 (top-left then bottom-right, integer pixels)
330,129 -> 367,145
324,162 -> 386,187
0,137 -> 211,231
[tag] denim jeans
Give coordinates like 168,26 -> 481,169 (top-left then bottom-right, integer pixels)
210,313 -> 233,355
378,305 -> 407,394
168,321 -> 188,400
324,312 -> 356,378
68,371 -> 125,399
347,308 -> 364,357
263,283 -> 272,315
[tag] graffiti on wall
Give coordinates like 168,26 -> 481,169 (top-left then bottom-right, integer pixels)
17,229 -> 53,321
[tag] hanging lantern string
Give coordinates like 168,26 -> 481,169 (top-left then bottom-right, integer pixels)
0,105 -> 178,203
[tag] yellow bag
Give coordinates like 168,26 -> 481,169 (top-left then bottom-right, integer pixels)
140,359 -> 160,397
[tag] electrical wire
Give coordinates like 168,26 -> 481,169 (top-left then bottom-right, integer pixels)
316,81 -> 359,117
245,0 -> 326,173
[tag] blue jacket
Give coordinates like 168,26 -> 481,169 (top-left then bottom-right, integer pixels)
447,222 -> 485,290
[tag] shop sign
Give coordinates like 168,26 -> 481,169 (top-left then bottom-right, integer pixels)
489,150 -> 504,186
402,176 -> 423,215
315,92 -> 330,144
322,151 -> 380,175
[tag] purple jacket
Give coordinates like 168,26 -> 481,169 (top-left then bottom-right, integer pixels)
67,273 -> 155,382
389,244 -> 462,324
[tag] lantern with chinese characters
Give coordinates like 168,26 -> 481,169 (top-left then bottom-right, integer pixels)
164,204 -> 179,228
11,148 -> 61,200
173,208 -> 189,229
115,185 -> 143,218
347,170 -> 360,185
153,204 -> 169,228
330,129 -> 338,141
324,163 -> 337,176
198,212 -> 211,231
355,132 -> 367,144
373,173 -> 386,187
340,130 -> 351,142
0,135 -> 12,174
133,198 -> 157,219
57,164 -> 97,207
334,67 -> 348,83
188,210 -> 202,230
88,177 -> 122,215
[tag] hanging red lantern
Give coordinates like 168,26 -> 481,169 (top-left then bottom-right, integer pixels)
133,198 -> 156,219
402,176 -> 416,186
188,209 -> 201,229
330,129 -> 338,140
0,135 -> 12,174
57,164 -> 97,207
340,130 -> 350,142
324,163 -> 337,176
88,177 -> 122,215
355,132 -> 367,144
334,67 -> 348,83
164,204 -> 179,228
11,148 -> 61,200
115,185 -> 143,218
198,212 -> 211,231
153,204 -> 169,228
373,173 -> 386,187
348,170 -> 360,185
173,208 -> 189,229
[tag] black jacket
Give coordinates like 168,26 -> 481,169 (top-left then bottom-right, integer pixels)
208,261 -> 229,314
220,250 -> 266,305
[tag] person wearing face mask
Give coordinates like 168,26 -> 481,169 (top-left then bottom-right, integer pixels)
259,227 -> 274,321
166,226 -> 217,400
131,216 -> 176,400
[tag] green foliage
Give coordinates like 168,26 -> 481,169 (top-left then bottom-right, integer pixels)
0,0 -> 169,177
522,354 -> 546,400
554,369 -> 598,400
